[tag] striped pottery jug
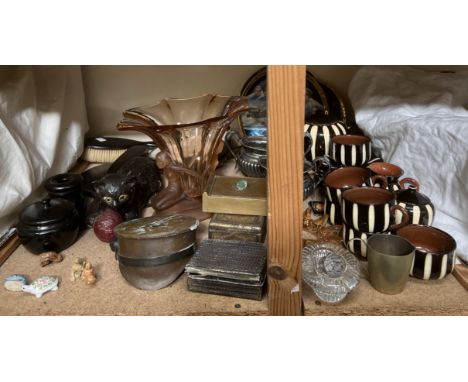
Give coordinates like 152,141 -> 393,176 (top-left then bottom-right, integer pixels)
304,121 -> 347,161
394,179 -> 435,226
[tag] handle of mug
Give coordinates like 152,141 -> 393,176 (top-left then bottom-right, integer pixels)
346,237 -> 368,253
223,130 -> 241,162
398,177 -> 420,191
370,175 -> 388,189
389,204 -> 410,231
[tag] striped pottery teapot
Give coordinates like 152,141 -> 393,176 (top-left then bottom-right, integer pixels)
304,120 -> 348,161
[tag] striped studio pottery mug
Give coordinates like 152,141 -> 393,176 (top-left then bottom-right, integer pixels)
324,199 -> 342,225
396,225 -> 456,280
341,187 -> 410,233
331,135 -> 372,167
394,178 -> 435,226
367,162 -> 406,191
324,167 -> 388,205
342,224 -> 389,259
304,121 -> 347,161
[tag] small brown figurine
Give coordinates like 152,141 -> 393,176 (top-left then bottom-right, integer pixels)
71,257 -> 85,282
40,251 -> 64,267
81,261 -> 97,285
150,151 -> 204,211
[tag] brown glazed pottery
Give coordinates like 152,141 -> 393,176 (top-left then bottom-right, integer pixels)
367,162 -> 406,191
324,166 -> 387,204
331,135 -> 372,166
341,187 -> 409,233
394,178 -> 435,226
396,225 -> 456,280
304,121 -> 347,161
343,224 -> 390,259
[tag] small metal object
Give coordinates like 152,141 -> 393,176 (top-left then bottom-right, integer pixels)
185,239 -> 267,300
208,213 -> 266,242
302,243 -> 360,303
114,215 -> 199,290
202,175 -> 267,216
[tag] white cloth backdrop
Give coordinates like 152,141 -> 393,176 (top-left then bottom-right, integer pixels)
0,66 -> 89,236
349,66 -> 468,262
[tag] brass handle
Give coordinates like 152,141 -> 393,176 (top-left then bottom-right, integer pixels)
346,237 -> 368,252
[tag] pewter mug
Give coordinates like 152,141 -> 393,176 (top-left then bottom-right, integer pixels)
348,234 -> 415,294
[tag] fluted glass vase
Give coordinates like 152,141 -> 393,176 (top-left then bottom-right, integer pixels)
117,94 -> 249,203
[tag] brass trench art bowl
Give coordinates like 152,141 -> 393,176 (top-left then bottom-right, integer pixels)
117,94 -> 249,219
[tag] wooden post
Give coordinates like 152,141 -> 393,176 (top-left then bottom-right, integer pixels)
267,65 -> 305,315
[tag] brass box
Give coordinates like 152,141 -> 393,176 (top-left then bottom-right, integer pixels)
202,175 -> 267,216
208,214 -> 266,243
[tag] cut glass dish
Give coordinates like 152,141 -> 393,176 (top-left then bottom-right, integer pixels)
302,242 -> 360,303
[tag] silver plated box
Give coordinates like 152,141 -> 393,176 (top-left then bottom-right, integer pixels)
208,213 -> 266,243
185,239 -> 267,300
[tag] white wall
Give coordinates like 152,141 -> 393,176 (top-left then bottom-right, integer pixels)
81,65 -> 468,137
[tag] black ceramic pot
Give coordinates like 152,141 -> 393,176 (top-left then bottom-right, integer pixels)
45,173 -> 85,227
394,179 -> 435,226
17,198 -> 80,254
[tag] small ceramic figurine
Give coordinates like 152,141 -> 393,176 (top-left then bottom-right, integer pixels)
4,274 -> 28,292
22,276 -> 59,298
40,251 -> 64,267
71,257 -> 85,281
150,151 -> 203,211
87,156 -> 162,226
81,262 -> 97,285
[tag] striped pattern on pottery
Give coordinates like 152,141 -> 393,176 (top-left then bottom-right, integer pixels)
411,248 -> 455,280
332,139 -> 372,167
304,122 -> 347,161
342,198 -> 391,233
342,225 -> 370,258
394,202 -> 434,226
325,199 -> 343,225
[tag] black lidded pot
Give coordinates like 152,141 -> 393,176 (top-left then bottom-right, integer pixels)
17,198 -> 80,254
45,173 -> 85,228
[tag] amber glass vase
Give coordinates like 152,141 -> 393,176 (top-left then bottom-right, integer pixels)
117,94 -> 249,200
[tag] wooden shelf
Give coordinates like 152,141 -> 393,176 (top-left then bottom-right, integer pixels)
0,230 -> 268,316
303,260 -> 468,315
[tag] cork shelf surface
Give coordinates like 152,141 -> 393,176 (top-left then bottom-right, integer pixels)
0,229 -> 268,316
303,260 -> 468,316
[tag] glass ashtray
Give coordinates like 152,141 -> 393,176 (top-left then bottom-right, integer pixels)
302,242 -> 360,303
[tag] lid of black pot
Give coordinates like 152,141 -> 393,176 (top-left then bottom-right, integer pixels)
395,187 -> 431,205
45,173 -> 82,193
19,198 -> 76,226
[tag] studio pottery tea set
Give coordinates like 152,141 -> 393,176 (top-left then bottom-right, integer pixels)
5,68 -> 460,308
301,117 -> 458,302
